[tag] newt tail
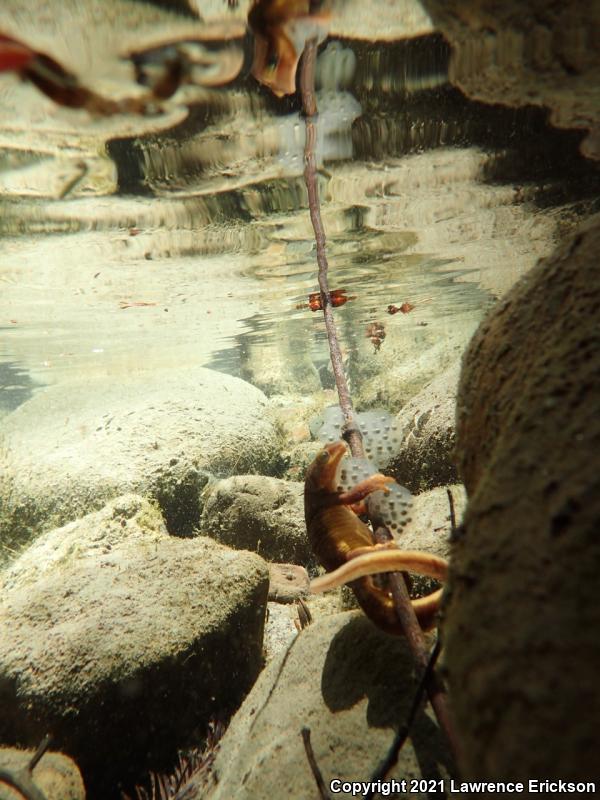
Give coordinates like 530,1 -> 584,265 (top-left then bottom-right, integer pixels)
305,441 -> 447,633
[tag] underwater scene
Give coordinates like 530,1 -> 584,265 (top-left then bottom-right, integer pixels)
1,1 -> 599,798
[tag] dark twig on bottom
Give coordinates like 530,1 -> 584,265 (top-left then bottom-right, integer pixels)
301,727 -> 331,800
366,639 -> 442,799
447,487 -> 457,535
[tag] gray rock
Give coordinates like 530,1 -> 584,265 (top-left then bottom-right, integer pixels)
200,475 -> 312,565
282,440 -> 324,482
0,746 -> 85,800
388,363 -> 461,492
263,602 -> 299,664
199,612 -> 453,799
396,484 -> 466,598
268,563 -> 310,603
446,214 -> 600,779
399,484 -> 466,558
0,494 -> 269,799
0,367 -> 280,559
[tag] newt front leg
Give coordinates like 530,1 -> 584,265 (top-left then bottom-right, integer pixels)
304,441 -> 447,633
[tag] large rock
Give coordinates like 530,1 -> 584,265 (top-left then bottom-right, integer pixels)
200,475 -> 311,565
445,214 -> 600,779
197,0 -> 436,41
199,613 -> 454,799
0,367 -> 280,559
398,484 -> 466,599
388,363 -> 461,493
0,494 -> 269,799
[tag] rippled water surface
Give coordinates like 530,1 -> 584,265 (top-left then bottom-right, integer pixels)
1,2 -> 599,411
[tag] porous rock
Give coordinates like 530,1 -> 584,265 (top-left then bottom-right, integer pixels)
200,475 -> 311,565
445,214 -> 600,778
388,363 -> 461,493
0,494 -> 269,799
0,746 -> 85,800
268,563 -> 310,603
200,613 -> 454,799
0,366 -> 280,558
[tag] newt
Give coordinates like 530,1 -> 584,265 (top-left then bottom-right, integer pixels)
248,0 -> 331,96
305,441 -> 448,633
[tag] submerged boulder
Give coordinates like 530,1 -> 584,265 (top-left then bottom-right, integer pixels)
389,363 -> 461,492
0,494 -> 269,798
0,366 -> 280,559
445,214 -> 600,778
200,475 -> 310,565
422,0 -> 600,160
200,613 -> 454,799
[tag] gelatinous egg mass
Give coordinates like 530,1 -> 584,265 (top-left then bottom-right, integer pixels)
366,483 -> 413,533
315,406 -> 403,470
334,455 -> 413,534
335,456 -> 378,493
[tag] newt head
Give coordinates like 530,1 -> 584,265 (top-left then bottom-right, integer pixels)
304,440 -> 347,522
306,440 -> 346,488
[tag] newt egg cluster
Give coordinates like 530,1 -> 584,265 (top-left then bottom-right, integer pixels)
334,454 -> 413,534
314,406 -> 404,470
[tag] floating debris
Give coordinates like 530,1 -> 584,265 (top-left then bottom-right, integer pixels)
365,321 -> 386,352
296,288 -> 356,312
119,301 -> 158,309
387,302 -> 415,315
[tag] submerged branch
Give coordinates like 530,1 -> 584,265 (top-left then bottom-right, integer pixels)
300,41 -> 363,458
299,39 -> 461,767
301,727 -> 331,800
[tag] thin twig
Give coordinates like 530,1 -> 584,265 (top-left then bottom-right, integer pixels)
299,40 -> 462,767
28,735 -> 52,772
446,488 -> 457,536
301,727 -> 331,800
301,40 -> 363,458
366,640 -> 441,798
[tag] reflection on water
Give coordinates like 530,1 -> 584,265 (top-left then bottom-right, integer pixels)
2,21 -> 598,403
